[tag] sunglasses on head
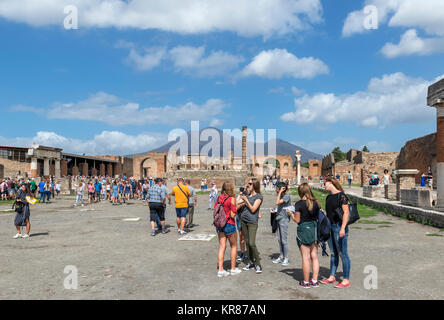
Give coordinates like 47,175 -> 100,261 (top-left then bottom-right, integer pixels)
248,182 -> 253,185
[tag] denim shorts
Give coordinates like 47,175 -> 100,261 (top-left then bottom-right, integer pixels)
217,223 -> 236,236
176,207 -> 188,218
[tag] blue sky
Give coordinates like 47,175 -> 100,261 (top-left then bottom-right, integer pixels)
0,0 -> 443,156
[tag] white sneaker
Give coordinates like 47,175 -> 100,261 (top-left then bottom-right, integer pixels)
282,259 -> 290,266
217,270 -> 230,278
13,233 -> 22,239
272,257 -> 284,264
22,234 -> 30,238
230,268 -> 242,276
180,230 -> 187,235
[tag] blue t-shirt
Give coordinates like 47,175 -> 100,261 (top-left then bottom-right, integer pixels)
95,183 -> 102,192
39,181 -> 45,192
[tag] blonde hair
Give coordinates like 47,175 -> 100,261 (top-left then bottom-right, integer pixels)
298,183 -> 320,212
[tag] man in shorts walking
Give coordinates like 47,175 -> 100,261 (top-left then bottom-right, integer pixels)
146,178 -> 168,236
172,178 -> 190,235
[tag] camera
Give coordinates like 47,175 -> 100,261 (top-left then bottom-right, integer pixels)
276,182 -> 287,191
239,187 -> 248,196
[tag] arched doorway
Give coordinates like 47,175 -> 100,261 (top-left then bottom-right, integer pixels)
263,158 -> 280,177
140,158 -> 158,178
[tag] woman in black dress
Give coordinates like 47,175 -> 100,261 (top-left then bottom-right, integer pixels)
13,184 -> 31,239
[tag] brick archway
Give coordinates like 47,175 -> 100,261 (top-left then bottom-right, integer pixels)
140,158 -> 158,179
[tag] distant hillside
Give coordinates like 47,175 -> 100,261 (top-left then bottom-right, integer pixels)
131,128 -> 323,163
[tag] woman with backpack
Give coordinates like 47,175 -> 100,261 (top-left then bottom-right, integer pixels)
321,178 -> 351,288
238,179 -> 264,274
215,182 -> 241,277
289,183 -> 321,288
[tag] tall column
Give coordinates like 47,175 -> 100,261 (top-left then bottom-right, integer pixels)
296,150 -> 301,185
30,157 -> 38,177
100,163 -> 106,176
61,160 -> 68,177
43,158 -> 50,176
55,159 -> 61,178
242,126 -> 247,169
107,163 -> 113,177
427,78 -> 444,211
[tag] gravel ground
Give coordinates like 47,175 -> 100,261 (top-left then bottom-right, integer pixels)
0,192 -> 443,300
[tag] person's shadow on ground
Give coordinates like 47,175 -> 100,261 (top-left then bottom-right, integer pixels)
281,267 -> 343,282
29,232 -> 49,238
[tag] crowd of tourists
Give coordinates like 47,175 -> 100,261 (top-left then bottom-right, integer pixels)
212,177 -> 351,289
8,172 -> 353,289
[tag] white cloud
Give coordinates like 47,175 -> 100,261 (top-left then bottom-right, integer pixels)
281,72 -> 439,128
0,131 -> 166,155
343,0 -> 444,56
381,29 -> 444,58
240,49 -> 329,79
342,0 -> 398,37
169,46 -> 244,77
125,47 -> 166,71
0,0 -> 323,37
9,105 -> 43,114
15,92 -> 229,126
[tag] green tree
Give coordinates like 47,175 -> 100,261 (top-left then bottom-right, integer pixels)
332,147 -> 346,162
362,146 -> 370,152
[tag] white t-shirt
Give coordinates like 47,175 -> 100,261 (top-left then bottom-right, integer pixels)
383,174 -> 390,185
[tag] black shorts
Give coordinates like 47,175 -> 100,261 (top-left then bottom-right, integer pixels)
149,203 -> 165,222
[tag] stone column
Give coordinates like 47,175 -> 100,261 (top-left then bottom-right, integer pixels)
428,78 -> 444,210
72,166 -> 79,177
80,162 -> 88,177
242,126 -> 247,169
30,157 -> 38,177
43,158 -> 50,176
61,160 -> 68,177
55,159 -> 61,178
100,164 -> 106,176
91,168 -> 98,177
296,150 -> 301,185
395,169 -> 419,201
107,164 -> 113,177
114,163 -> 121,177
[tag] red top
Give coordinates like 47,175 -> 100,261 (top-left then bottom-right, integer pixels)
215,194 -> 237,225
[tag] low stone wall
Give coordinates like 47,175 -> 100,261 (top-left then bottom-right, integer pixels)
313,186 -> 444,228
384,184 -> 397,200
363,185 -> 384,198
401,189 -> 433,209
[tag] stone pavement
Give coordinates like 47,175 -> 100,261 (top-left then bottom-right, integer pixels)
0,192 -> 443,300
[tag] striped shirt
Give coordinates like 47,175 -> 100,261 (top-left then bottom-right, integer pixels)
147,184 -> 165,203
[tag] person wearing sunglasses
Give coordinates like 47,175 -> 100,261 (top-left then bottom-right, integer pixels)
238,179 -> 263,274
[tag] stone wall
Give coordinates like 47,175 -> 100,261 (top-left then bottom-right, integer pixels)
308,160 -> 321,179
397,133 -> 436,186
133,152 -> 168,179
0,158 -> 30,178
166,169 -> 252,188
